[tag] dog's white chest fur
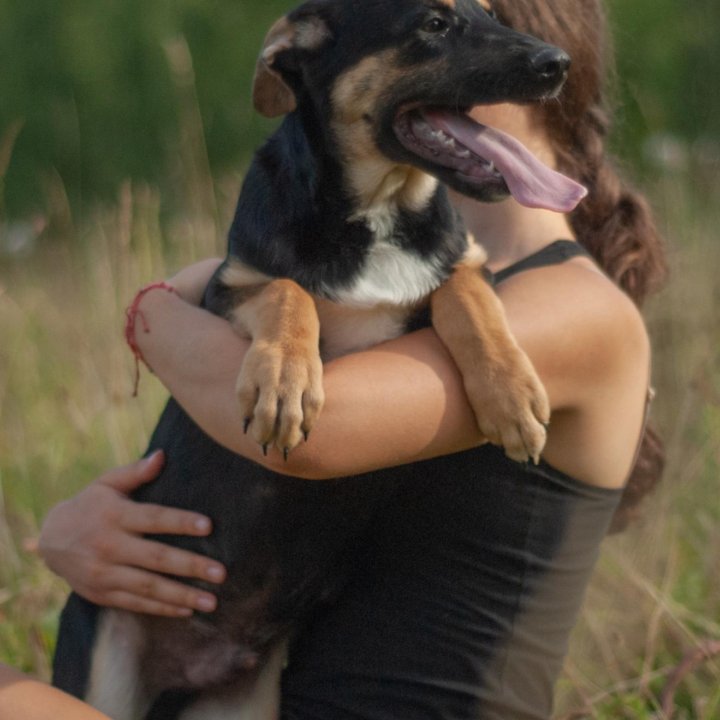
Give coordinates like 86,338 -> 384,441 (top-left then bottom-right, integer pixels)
330,237 -> 446,309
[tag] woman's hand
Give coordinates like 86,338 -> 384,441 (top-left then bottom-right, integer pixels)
39,451 -> 227,617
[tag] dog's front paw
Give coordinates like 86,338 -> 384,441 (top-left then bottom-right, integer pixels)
237,340 -> 324,458
464,344 -> 550,464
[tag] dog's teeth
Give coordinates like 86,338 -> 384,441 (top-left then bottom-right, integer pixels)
409,112 -> 476,160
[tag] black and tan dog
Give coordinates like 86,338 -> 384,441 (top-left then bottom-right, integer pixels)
54,0 -> 586,717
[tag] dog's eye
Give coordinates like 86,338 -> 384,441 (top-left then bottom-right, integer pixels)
486,7 -> 499,22
422,16 -> 450,34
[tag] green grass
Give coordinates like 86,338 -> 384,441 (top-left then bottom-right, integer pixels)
1,168 -> 719,717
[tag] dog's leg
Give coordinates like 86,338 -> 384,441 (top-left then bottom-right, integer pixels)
430,259 -> 550,464
178,641 -> 288,720
231,279 -> 324,456
86,609 -> 153,720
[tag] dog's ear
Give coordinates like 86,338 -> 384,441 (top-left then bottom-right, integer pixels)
252,17 -> 297,118
252,14 -> 332,118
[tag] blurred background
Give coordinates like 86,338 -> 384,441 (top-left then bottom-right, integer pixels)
0,1 -> 719,718
1,0 -> 719,227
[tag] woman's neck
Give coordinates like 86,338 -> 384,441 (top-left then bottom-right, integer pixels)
450,191 -> 576,273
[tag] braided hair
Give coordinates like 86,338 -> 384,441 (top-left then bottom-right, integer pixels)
493,0 -> 668,531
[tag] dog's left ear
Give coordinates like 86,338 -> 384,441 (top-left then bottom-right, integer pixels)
252,14 -> 332,118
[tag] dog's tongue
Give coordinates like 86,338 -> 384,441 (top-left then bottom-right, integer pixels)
425,109 -> 587,213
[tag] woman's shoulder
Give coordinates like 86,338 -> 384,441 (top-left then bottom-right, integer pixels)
497,255 -> 649,391
496,256 -> 650,487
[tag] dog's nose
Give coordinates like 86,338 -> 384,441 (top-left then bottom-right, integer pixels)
529,47 -> 571,82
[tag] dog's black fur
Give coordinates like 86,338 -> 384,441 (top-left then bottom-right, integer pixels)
212,0 -> 568,303
53,1 -> 571,717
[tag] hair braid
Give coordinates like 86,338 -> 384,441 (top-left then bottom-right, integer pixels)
563,106 -> 668,307
560,103 -> 667,533
494,0 -> 668,530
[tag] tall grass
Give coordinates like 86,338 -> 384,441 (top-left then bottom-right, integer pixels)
1,162 -> 719,717
0,181 -> 224,672
555,169 -> 720,718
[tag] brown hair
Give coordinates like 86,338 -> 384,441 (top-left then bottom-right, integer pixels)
493,0 -> 667,531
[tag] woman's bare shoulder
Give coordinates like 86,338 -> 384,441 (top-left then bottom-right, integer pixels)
496,257 -> 650,410
496,257 -> 651,486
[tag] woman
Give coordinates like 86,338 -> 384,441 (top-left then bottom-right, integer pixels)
40,0 -> 667,717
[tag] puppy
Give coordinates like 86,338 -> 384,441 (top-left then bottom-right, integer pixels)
55,1 -> 586,718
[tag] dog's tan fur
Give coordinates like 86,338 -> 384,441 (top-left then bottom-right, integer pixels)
431,261 -> 549,462
330,52 -> 439,220
230,278 -> 324,452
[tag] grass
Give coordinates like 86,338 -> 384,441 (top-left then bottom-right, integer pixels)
555,170 -> 720,718
1,165 -> 719,717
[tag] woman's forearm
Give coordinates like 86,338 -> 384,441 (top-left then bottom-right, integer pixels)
133,288 -> 483,479
0,665 -> 110,720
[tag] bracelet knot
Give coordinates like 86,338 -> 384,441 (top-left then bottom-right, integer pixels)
124,281 -> 178,396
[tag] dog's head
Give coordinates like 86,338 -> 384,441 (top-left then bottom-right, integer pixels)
253,0 -> 586,212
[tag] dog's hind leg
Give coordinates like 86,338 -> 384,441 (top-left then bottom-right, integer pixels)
178,640 -> 288,720
86,609 -> 153,720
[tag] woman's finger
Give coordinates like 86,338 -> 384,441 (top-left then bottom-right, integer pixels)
116,536 -> 226,585
118,499 -> 213,539
96,590 -> 194,618
98,451 -> 166,494
94,566 -> 219,614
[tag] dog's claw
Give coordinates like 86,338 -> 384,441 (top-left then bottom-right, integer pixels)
464,348 -> 549,465
236,336 -> 324,458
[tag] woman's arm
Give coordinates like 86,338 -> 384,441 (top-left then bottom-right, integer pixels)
133,281 -> 481,479
134,256 -> 647,483
0,664 -> 110,720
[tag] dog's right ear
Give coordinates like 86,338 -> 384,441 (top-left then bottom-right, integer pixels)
252,14 -> 332,118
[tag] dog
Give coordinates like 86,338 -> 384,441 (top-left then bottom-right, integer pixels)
54,1 -> 586,718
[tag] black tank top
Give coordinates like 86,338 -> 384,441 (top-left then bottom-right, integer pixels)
491,238 -> 590,285
281,240 -> 622,720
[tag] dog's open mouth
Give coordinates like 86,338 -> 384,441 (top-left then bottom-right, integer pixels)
394,108 -> 587,213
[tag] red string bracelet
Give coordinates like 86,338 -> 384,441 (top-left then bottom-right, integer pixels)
124,281 -> 178,396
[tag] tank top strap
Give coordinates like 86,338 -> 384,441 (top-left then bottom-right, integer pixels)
492,239 -> 591,285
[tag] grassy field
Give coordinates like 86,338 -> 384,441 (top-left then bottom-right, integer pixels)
0,164 -> 719,717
